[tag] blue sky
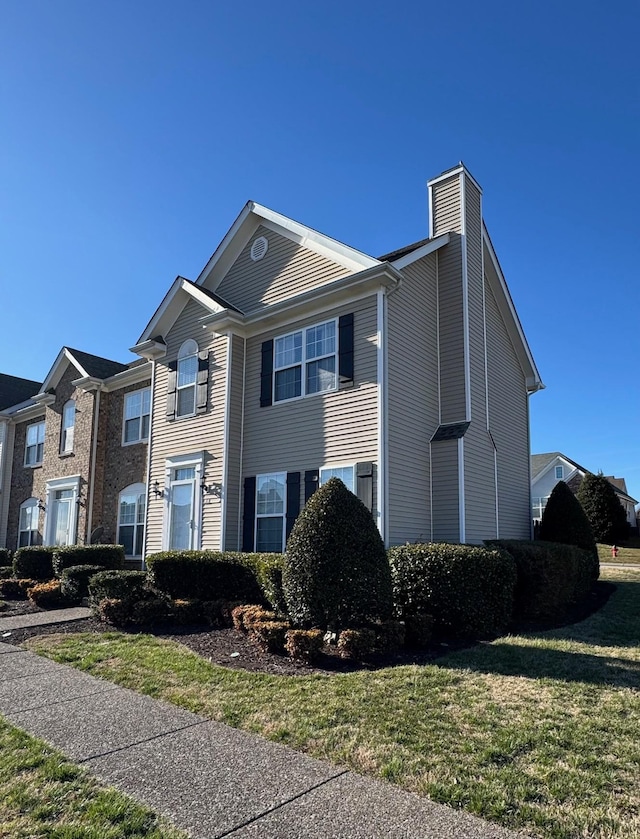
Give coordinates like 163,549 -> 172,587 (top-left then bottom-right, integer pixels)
2,1 -> 639,502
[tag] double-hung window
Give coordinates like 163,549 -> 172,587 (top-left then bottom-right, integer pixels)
60,400 -> 75,453
255,473 -> 286,552
176,340 -> 198,418
25,421 -> 45,466
118,484 -> 146,557
18,498 -> 40,547
123,388 -> 151,444
555,466 -> 564,480
274,320 -> 336,402
320,465 -> 355,493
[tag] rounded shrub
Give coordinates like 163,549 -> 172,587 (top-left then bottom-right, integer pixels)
389,542 -> 516,639
576,472 -> 629,545
146,550 -> 263,603
53,545 -> 125,577
539,481 -> 596,556
13,547 -> 54,581
283,478 -> 393,630
88,569 -> 148,605
60,565 -> 104,602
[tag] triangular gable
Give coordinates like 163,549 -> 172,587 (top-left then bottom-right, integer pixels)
135,276 -> 232,346
483,222 -> 543,393
39,348 -> 129,393
39,348 -> 91,393
531,452 -> 587,485
195,202 -> 380,296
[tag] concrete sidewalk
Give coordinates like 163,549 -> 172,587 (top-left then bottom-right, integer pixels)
0,641 -> 529,838
0,605 -> 91,633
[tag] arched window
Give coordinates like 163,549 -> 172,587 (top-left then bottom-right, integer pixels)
60,399 -> 75,453
18,498 -> 40,547
117,483 -> 146,558
176,339 -> 198,417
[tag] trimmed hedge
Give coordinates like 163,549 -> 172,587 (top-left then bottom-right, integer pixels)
0,578 -> 37,599
285,629 -> 324,663
283,478 -> 393,630
250,620 -> 289,654
88,570 -> 148,605
146,551 -> 264,603
337,628 -> 377,660
0,566 -> 12,580
60,564 -> 103,602
53,545 -> 125,577
13,547 -> 54,581
488,539 -> 599,622
27,581 -> 68,609
389,543 -> 517,639
0,548 -> 11,566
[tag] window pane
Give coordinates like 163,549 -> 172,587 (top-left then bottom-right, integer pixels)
174,467 -> 196,481
63,403 -> 75,428
178,355 -> 197,387
306,356 -> 336,394
137,493 -> 146,524
124,417 -> 140,443
141,388 -> 151,414
274,367 -> 301,401
177,385 -> 195,417
125,392 -> 141,419
256,517 -> 283,552
275,332 -> 302,369
306,321 -> 335,360
37,423 -> 45,444
36,442 -> 44,463
118,524 -> 134,556
257,474 -> 285,515
141,413 -> 150,440
18,531 -> 30,548
119,496 -> 137,525
134,525 -> 144,557
320,466 -> 354,493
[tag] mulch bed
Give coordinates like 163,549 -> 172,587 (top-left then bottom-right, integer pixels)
3,581 -> 616,677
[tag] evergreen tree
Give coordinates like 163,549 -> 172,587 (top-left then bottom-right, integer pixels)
576,472 -> 629,545
539,480 -> 596,555
283,477 -> 393,630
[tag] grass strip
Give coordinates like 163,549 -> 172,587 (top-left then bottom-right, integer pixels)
598,542 -> 640,565
0,715 -> 187,839
26,567 -> 640,839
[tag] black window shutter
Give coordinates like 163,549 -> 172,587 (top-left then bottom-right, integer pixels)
196,351 -> 209,414
304,469 -> 319,502
286,472 -> 301,542
166,360 -> 178,419
356,461 -> 373,513
260,340 -> 274,407
242,477 -> 256,552
338,313 -> 354,383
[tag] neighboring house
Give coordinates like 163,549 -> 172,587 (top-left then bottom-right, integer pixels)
530,452 -> 638,532
0,348 -> 151,561
133,163 -> 543,555
1,163 -> 544,560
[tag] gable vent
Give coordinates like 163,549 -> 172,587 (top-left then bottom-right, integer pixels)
250,236 -> 268,262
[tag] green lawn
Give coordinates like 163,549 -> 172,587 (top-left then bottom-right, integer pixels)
598,542 -> 640,564
0,716 -> 186,839
26,566 -> 640,839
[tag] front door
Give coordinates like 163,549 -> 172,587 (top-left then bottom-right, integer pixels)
52,489 -> 73,546
168,467 -> 196,550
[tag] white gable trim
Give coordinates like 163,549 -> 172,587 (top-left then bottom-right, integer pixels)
39,348 -> 90,394
531,455 -> 584,487
195,202 -> 379,292
136,277 -> 227,346
482,225 -> 543,392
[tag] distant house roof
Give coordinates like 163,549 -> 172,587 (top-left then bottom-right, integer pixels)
0,373 -> 42,410
531,453 -> 638,504
63,348 -> 129,380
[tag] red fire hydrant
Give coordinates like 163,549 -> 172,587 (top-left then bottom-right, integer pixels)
611,545 -> 619,559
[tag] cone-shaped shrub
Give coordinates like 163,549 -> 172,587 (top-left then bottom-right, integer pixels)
283,477 -> 393,630
539,481 -> 596,555
576,472 -> 630,545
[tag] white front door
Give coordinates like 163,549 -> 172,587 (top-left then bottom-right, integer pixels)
169,467 -> 196,550
52,489 -> 73,546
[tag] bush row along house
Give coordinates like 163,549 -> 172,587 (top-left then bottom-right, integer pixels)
0,164 -> 543,564
531,452 -> 639,533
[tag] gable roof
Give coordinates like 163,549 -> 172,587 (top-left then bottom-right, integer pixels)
39,347 -> 129,393
531,452 -> 588,481
0,373 -> 42,411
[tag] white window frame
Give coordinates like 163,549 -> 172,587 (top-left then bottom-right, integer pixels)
60,399 -> 76,454
122,388 -> 151,445
531,495 -> 551,522
319,463 -> 356,494
162,453 -> 204,550
273,318 -> 338,403
25,421 -> 45,467
18,497 -> 40,548
255,472 -> 287,553
555,465 -> 564,480
176,339 -> 198,419
117,483 -> 146,558
43,475 -> 80,547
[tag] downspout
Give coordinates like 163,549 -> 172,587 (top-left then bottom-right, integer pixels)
376,288 -> 386,544
141,358 -> 156,566
86,387 -> 101,544
220,333 -> 233,551
236,336 -> 246,551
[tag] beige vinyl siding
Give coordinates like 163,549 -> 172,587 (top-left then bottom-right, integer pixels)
485,278 -> 531,539
462,176 -> 497,543
432,175 -> 466,424
242,295 -> 379,530
214,226 -> 352,315
224,334 -> 245,551
430,439 -> 460,542
387,253 -> 439,545
146,298 -> 228,554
